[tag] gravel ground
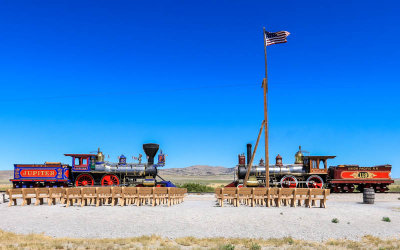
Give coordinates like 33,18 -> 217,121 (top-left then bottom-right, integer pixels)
0,193 -> 399,241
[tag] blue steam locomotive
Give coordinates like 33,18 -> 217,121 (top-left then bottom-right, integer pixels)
11,143 -> 175,188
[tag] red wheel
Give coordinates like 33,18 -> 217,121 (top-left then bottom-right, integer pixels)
280,175 -> 298,188
306,175 -> 324,188
75,174 -> 94,186
101,174 -> 120,186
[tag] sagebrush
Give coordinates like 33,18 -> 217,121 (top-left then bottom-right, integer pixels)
177,183 -> 215,192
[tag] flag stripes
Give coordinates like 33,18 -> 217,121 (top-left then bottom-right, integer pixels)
265,31 -> 290,46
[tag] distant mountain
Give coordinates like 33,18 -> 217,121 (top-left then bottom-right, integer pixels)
0,170 -> 13,184
159,165 -> 235,176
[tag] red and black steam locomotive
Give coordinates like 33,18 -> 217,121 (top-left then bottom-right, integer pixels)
230,144 -> 394,192
10,143 -> 174,188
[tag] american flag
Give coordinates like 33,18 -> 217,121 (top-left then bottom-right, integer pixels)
265,31 -> 290,46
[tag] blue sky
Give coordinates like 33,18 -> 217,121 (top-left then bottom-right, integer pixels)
0,1 -> 399,177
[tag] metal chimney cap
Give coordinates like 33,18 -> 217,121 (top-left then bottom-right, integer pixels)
142,143 -> 160,164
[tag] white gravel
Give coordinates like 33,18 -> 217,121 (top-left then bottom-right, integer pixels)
0,193 -> 399,241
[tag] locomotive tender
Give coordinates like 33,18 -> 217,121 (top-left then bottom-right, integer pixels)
231,144 -> 394,192
11,143 -> 173,188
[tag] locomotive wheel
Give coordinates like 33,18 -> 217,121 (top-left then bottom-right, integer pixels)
75,174 -> 94,186
375,184 -> 388,193
381,184 -> 389,193
280,175 -> 298,188
306,175 -> 324,188
345,184 -> 355,193
101,174 -> 120,186
331,185 -> 340,193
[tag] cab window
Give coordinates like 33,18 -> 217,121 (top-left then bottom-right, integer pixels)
312,160 -> 318,169
74,158 -> 81,166
319,159 -> 326,169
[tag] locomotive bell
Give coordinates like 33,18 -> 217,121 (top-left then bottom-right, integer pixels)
295,146 -> 303,164
96,148 -> 105,163
276,154 -> 283,166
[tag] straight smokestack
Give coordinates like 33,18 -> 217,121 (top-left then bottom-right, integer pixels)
246,143 -> 252,165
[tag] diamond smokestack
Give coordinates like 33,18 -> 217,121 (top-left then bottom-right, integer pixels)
143,143 -> 159,165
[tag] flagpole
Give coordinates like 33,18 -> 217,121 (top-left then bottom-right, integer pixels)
262,27 -> 269,187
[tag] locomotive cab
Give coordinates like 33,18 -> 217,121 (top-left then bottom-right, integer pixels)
64,154 -> 97,172
302,156 -> 336,175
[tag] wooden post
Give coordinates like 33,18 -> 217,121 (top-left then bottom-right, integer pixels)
244,120 -> 265,187
263,27 -> 270,187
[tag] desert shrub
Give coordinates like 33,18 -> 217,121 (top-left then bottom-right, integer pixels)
382,217 -> 391,222
331,218 -> 339,223
177,183 -> 214,193
220,243 -> 235,250
285,237 -> 294,245
250,242 -> 261,250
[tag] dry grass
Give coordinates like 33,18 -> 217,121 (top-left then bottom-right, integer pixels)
389,180 -> 400,192
1,230 -> 400,250
0,184 -> 12,192
160,174 -> 232,186
392,207 -> 400,212
0,230 -> 174,250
